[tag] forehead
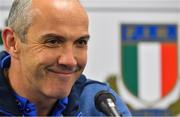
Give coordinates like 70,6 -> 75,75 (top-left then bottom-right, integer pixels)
27,0 -> 89,40
31,0 -> 87,16
31,0 -> 88,26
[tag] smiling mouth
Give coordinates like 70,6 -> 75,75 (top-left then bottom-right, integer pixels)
45,65 -> 80,77
48,69 -> 72,74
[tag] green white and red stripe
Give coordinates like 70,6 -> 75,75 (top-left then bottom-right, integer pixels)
122,43 -> 177,102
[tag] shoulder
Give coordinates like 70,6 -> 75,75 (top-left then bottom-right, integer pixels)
74,75 -> 132,116
78,74 -> 110,92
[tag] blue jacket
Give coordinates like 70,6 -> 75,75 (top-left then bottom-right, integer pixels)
0,51 -> 131,116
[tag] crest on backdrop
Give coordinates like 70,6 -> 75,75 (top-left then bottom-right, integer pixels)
121,24 -> 178,104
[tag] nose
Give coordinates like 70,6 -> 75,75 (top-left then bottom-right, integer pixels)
58,47 -> 77,67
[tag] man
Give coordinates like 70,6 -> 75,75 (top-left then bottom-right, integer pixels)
0,0 -> 131,116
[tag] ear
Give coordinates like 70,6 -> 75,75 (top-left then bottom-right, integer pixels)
2,27 -> 20,58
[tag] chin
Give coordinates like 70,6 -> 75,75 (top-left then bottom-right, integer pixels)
44,87 -> 72,99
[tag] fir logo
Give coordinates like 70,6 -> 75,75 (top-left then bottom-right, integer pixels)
121,24 -> 178,103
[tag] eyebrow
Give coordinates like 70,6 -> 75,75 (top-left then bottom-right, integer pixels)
40,34 -> 64,40
81,35 -> 90,41
40,33 -> 90,41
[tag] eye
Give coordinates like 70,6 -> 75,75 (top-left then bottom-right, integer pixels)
76,39 -> 89,48
44,38 -> 64,48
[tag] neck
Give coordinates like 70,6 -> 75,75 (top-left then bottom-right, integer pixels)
34,99 -> 57,116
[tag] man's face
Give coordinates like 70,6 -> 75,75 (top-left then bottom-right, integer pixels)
16,0 -> 89,99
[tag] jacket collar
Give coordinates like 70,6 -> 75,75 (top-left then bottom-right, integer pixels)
0,51 -> 22,115
0,69 -> 22,115
63,74 -> 87,116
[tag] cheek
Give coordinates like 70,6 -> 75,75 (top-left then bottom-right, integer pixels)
30,48 -> 57,64
76,51 -> 87,67
20,50 -> 53,74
